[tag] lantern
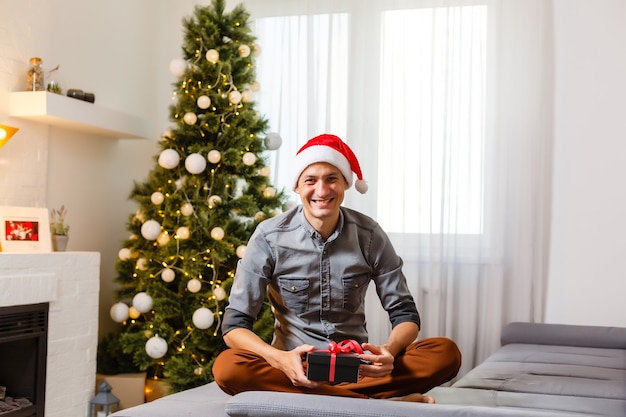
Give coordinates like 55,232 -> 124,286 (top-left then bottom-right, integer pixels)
89,381 -> 120,417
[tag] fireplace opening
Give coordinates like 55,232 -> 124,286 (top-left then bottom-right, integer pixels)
0,303 -> 48,417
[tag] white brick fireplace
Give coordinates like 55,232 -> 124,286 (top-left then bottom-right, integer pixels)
0,252 -> 100,417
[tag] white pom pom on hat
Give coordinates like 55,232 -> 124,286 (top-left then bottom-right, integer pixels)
292,134 -> 368,194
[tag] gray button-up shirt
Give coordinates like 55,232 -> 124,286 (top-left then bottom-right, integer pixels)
222,205 -> 420,351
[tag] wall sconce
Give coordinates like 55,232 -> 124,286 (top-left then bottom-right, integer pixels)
0,124 -> 19,149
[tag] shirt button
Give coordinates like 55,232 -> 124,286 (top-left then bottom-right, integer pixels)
354,284 -> 359,288
291,286 -> 296,291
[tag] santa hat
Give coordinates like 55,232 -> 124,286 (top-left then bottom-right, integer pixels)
291,134 -> 368,194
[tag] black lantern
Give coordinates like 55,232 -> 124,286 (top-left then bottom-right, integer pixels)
89,381 -> 120,417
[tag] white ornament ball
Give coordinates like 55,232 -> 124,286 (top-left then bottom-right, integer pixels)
265,132 -> 283,150
259,166 -> 271,177
263,186 -> 277,198
254,211 -> 266,222
128,306 -> 141,319
210,227 -> 225,241
110,302 -> 130,322
250,81 -> 260,92
180,202 -> 194,216
192,307 -> 215,329
136,257 -> 149,271
253,44 -> 262,57
161,267 -> 175,283
151,191 -> 165,205
169,58 -> 187,78
197,95 -> 211,109
183,112 -> 198,125
157,231 -> 170,246
185,153 -> 207,174
158,149 -> 180,169
236,245 -> 247,259
207,149 -> 222,164
208,195 -> 222,207
241,90 -> 254,103
141,220 -> 162,241
242,152 -> 257,166
194,367 -> 204,376
132,292 -> 153,313
187,278 -> 202,293
118,247 -> 132,261
161,130 -> 172,141
176,226 -> 190,240
213,287 -> 227,301
228,91 -> 242,105
145,335 -> 168,359
238,44 -> 251,58
206,49 -> 219,63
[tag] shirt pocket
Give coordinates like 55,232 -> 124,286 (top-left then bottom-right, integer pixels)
277,277 -> 310,316
342,274 -> 370,313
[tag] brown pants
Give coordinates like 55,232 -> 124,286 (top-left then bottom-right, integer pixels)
212,337 -> 461,399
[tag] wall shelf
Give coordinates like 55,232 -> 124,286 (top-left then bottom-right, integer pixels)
9,91 -> 150,139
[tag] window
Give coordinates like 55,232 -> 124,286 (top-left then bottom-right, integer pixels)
377,5 -> 487,234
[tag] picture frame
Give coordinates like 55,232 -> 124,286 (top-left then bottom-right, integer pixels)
0,206 -> 52,253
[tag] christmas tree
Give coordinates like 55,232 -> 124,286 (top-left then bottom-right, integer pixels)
108,0 -> 285,393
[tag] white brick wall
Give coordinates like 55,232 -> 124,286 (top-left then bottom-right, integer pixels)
0,252 -> 100,417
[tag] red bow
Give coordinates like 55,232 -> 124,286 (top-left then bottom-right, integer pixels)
325,340 -> 363,383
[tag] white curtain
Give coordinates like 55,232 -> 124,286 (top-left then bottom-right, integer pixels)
247,0 -> 553,378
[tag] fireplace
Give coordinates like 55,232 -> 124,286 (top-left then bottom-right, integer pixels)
0,303 -> 48,417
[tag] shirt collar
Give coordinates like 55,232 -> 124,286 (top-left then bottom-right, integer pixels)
297,206 -> 345,242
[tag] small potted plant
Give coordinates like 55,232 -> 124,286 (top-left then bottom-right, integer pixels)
50,205 -> 70,251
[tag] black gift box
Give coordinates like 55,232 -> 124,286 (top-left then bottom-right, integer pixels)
306,351 -> 361,383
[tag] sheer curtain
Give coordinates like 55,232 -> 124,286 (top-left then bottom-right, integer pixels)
248,0 -> 553,377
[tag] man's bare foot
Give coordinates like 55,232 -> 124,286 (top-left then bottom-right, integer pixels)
386,393 -> 436,403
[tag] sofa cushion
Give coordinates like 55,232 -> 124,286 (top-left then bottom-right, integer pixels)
225,390 -> 588,417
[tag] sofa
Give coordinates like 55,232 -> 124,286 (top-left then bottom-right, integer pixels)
110,322 -> 626,417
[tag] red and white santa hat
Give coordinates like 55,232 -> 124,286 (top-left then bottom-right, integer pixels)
291,134 -> 368,194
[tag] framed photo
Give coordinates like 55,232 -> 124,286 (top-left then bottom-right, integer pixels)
0,206 -> 52,253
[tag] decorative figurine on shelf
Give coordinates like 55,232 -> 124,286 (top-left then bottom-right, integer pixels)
27,57 -> 45,91
49,205 -> 70,252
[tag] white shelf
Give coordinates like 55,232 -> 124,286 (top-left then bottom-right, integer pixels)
9,91 -> 150,139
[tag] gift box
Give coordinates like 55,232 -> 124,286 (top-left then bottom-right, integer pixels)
306,351 -> 361,383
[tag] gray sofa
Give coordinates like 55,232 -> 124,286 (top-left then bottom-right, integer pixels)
111,322 -> 626,417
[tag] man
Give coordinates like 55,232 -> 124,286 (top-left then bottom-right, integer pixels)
212,134 -> 461,402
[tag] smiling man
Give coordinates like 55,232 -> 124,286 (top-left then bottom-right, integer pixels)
212,134 -> 461,403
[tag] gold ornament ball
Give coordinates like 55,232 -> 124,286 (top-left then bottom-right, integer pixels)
128,306 -> 141,319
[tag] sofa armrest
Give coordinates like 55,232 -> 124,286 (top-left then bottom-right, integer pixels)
501,322 -> 626,349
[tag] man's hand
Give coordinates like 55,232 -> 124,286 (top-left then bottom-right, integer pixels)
358,343 -> 395,378
266,344 -> 322,388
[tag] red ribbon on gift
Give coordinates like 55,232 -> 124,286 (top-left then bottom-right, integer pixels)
324,340 -> 364,383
